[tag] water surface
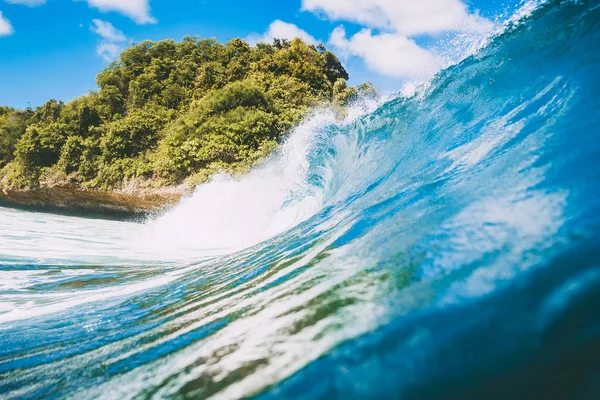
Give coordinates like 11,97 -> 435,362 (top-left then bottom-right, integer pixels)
2,1 -> 600,398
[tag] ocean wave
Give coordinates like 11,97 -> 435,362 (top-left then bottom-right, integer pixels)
1,0 -> 600,398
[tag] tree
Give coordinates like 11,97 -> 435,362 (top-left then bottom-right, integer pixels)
357,82 -> 379,99
31,99 -> 64,124
333,78 -> 358,106
15,123 -> 67,170
101,111 -> 163,160
0,110 -> 28,167
1,36 -> 364,190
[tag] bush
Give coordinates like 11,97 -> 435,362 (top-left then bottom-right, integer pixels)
58,136 -> 100,179
15,123 -> 67,170
0,111 -> 28,167
100,111 -> 163,160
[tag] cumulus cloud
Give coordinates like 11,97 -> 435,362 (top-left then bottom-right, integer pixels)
96,42 -> 121,61
90,19 -> 127,61
302,0 -> 493,80
83,0 -> 156,24
247,20 -> 317,46
302,0 -> 492,36
330,26 -> 440,79
90,19 -> 125,42
0,11 -> 13,36
4,1 -> 155,24
4,0 -> 46,6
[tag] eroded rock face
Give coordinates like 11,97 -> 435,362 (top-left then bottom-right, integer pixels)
0,186 -> 188,221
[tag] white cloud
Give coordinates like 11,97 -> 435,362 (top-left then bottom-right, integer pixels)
96,41 -> 121,61
330,26 -> 439,79
90,19 -> 125,42
302,0 -> 494,81
82,0 -> 156,24
5,0 -> 155,24
247,20 -> 317,46
90,19 -> 127,62
302,0 -> 492,36
4,0 -> 46,6
0,11 -> 13,36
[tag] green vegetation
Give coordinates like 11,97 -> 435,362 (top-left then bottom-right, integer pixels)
0,37 -> 374,191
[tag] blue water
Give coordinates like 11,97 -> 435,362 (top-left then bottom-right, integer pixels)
1,0 -> 600,398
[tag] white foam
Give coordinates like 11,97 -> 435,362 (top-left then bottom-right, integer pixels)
134,99 -> 384,258
135,112 -> 335,257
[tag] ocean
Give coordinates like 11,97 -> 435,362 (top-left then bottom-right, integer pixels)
1,0 -> 600,398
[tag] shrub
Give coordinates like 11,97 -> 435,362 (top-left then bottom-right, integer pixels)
0,111 -> 28,167
100,111 -> 163,160
15,123 -> 67,170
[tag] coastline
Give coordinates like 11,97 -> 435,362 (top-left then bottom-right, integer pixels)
0,37 -> 367,221
0,185 -> 188,221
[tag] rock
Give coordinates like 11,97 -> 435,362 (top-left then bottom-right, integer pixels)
0,186 -> 189,221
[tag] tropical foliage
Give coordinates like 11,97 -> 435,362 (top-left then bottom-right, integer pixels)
0,37 -> 374,190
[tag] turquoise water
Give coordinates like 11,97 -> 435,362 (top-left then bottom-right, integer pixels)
2,0 -> 600,398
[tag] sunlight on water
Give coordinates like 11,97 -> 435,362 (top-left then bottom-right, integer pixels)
2,1 -> 600,398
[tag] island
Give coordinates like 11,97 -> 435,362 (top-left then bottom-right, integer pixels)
0,37 -> 375,219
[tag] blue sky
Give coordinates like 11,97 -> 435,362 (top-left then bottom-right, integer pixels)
0,0 -> 518,109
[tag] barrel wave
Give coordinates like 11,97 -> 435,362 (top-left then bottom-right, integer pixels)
2,0 -> 600,398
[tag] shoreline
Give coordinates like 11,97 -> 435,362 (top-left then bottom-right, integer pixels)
0,185 -> 189,221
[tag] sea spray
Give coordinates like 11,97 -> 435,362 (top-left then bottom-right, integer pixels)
136,99 -> 382,258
